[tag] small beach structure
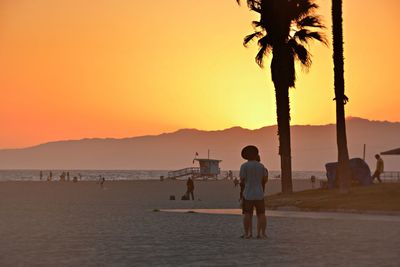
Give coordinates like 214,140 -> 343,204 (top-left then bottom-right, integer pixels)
381,148 -> 400,155
168,158 -> 222,180
380,148 -> 400,181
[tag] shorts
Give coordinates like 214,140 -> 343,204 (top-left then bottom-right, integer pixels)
242,198 -> 265,215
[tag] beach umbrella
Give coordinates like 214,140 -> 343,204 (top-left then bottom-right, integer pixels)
381,148 -> 400,155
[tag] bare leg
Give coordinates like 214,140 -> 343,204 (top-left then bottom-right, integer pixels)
372,171 -> 382,183
257,214 -> 267,238
263,215 -> 267,237
243,213 -> 252,238
249,215 -> 253,237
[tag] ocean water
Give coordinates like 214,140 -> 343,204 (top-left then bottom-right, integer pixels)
0,170 -> 326,181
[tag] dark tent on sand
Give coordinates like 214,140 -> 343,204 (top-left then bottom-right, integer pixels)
325,158 -> 372,188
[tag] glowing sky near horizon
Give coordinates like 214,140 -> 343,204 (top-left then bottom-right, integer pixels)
0,0 -> 399,148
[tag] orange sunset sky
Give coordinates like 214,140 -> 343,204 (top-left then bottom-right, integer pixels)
0,0 -> 399,149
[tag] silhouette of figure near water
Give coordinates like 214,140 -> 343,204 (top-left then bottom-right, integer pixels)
311,175 -> 317,189
99,176 -> 106,188
372,154 -> 384,183
186,177 -> 194,200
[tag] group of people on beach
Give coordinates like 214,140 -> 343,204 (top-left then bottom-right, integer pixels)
39,171 -> 81,183
40,171 -> 109,188
39,170 -> 54,181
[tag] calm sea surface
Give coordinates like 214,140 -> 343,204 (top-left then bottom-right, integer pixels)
0,170 -> 326,181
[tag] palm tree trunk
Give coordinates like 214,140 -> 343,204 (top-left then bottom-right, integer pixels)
271,44 -> 294,194
332,0 -> 351,190
336,99 -> 351,189
275,83 -> 293,194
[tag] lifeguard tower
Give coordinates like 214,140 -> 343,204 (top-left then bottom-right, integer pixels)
194,158 -> 222,179
167,156 -> 222,180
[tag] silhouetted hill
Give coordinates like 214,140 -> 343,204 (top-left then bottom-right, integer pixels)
0,118 -> 399,171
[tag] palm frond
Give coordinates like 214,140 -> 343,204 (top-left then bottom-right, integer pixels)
255,45 -> 268,68
288,39 -> 312,68
297,15 -> 325,29
252,20 -> 262,28
258,35 -> 273,48
296,0 -> 319,18
307,31 -> 327,45
294,29 -> 327,45
236,0 -> 261,10
250,5 -> 262,13
239,0 -> 325,74
255,35 -> 273,67
243,31 -> 263,47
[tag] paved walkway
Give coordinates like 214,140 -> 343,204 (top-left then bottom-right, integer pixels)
162,209 -> 400,222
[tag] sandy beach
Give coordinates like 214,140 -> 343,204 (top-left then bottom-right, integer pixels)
0,179 -> 399,266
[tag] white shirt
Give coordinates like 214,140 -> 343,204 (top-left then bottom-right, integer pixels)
240,160 -> 268,200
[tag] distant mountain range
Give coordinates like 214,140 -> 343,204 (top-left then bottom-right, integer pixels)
0,117 -> 399,171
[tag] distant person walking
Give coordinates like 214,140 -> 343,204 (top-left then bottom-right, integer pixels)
39,171 -> 43,181
372,154 -> 384,183
240,145 -> 268,239
99,176 -> 106,189
186,177 -> 195,200
310,175 -> 316,189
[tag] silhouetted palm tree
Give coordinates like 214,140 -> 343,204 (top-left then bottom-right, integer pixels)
332,0 -> 351,190
237,0 -> 326,193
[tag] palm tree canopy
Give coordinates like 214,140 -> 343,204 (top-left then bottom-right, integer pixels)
238,0 -> 326,87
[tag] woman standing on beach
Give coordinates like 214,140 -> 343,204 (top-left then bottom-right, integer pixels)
240,145 -> 268,239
